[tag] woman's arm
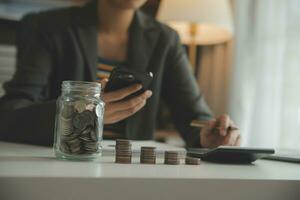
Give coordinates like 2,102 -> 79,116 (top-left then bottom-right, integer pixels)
0,14 -> 56,146
1,13 -> 54,109
161,31 -> 213,148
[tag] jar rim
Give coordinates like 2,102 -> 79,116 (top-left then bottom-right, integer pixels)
62,81 -> 102,93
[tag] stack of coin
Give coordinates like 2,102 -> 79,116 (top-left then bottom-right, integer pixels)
58,100 -> 101,155
115,139 -> 132,164
140,146 -> 156,164
164,151 -> 180,165
185,156 -> 201,165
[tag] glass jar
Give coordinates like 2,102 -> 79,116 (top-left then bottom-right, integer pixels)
53,81 -> 105,161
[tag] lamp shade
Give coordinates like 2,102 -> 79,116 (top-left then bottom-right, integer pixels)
157,0 -> 233,33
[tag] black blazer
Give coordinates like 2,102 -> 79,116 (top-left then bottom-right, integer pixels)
0,1 -> 212,147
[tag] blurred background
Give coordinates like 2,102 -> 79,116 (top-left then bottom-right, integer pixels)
0,0 -> 299,149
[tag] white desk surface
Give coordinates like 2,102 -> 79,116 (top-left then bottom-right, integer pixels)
0,141 -> 300,200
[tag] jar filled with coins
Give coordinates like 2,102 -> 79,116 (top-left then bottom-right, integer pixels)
54,81 -> 104,161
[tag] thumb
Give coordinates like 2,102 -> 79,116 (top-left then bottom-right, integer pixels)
100,78 -> 109,90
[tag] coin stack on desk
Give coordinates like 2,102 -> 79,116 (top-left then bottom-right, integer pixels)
59,100 -> 100,155
164,151 -> 180,165
140,146 -> 156,164
115,139 -> 132,164
185,156 -> 201,165
113,139 -> 201,165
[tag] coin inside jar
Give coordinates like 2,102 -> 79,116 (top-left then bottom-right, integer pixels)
58,101 -> 100,155
72,110 -> 95,131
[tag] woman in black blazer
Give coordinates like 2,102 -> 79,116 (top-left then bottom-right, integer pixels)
0,0 -> 240,148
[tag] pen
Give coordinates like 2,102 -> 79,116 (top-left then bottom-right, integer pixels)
190,120 -> 239,131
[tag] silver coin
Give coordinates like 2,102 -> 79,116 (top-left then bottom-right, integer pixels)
185,156 -> 201,165
90,130 -> 98,141
72,111 -> 95,131
61,102 -> 75,119
59,116 -> 73,136
86,103 -> 95,111
67,137 -> 81,148
83,142 -> 99,153
79,129 -> 93,141
74,100 -> 86,113
81,126 -> 92,136
59,141 -> 70,153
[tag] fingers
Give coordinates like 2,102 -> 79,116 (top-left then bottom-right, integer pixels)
218,114 -> 231,136
105,99 -> 146,124
103,90 -> 152,124
200,115 -> 241,148
222,130 -> 240,146
234,135 -> 242,146
107,90 -> 152,113
102,84 -> 142,102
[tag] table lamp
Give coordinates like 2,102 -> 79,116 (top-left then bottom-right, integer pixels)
157,0 -> 233,69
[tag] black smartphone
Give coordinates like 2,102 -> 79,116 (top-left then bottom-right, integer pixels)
104,67 -> 153,96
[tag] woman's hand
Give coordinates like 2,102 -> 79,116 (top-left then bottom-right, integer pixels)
200,114 -> 241,148
100,79 -> 152,124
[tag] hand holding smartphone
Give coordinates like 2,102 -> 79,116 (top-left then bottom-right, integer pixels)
104,67 -> 153,97
101,67 -> 154,124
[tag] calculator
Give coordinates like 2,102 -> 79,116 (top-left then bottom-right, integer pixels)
187,146 -> 275,164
